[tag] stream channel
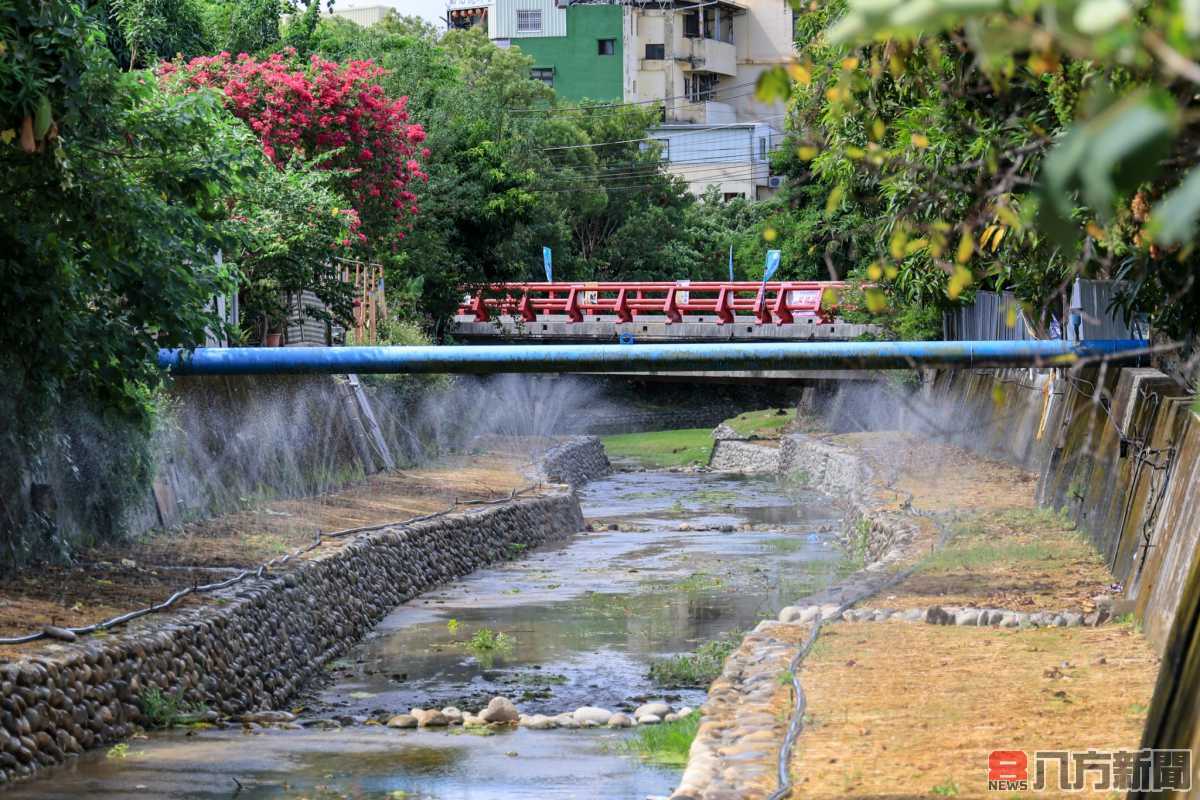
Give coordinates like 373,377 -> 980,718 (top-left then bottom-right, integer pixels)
7,468 -> 848,800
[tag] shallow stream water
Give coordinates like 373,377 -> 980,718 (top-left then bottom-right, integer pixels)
5,470 -> 846,800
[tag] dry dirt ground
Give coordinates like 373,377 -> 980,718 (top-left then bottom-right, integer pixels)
0,450 -> 532,650
785,431 -> 1160,799
794,622 -> 1157,800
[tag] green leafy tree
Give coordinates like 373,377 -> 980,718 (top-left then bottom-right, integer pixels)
752,0 -> 1200,339
229,156 -> 358,342
1,0 -> 256,560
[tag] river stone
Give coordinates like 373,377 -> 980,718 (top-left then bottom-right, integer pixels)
440,707 -> 464,725
520,714 -> 557,730
478,697 -> 519,724
818,604 -> 840,621
638,714 -> 662,725
462,713 -> 486,727
573,707 -> 612,726
607,713 -> 633,728
900,608 -> 924,622
872,609 -> 893,622
553,713 -> 579,729
385,714 -> 417,729
954,609 -> 980,626
924,606 -> 954,625
778,606 -> 804,623
410,709 -> 450,727
1061,612 -> 1084,627
634,702 -> 671,720
676,706 -> 693,718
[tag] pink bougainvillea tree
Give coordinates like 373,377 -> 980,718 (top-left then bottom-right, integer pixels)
160,50 -> 429,250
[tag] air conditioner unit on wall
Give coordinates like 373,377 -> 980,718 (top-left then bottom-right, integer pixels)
767,176 -> 783,189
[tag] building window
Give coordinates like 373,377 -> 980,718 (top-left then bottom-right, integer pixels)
530,67 -> 554,87
723,192 -> 745,202
758,136 -> 768,161
682,11 -> 700,37
517,9 -> 542,32
598,38 -> 615,55
645,43 -> 665,60
686,73 -> 717,102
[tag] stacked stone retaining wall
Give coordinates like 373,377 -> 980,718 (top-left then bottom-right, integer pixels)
537,436 -> 611,487
0,491 -> 584,786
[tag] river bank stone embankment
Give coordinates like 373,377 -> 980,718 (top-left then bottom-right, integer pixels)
0,437 -> 606,787
673,427 -> 1158,800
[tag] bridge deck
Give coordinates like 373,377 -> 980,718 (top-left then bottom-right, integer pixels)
451,315 -> 876,342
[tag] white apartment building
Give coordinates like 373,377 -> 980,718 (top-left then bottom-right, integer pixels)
449,0 -> 793,200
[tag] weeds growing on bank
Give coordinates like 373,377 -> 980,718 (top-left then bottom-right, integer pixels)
138,686 -> 206,729
649,637 -> 739,687
621,712 -> 701,766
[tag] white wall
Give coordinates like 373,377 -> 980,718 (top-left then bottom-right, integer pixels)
493,0 -> 566,38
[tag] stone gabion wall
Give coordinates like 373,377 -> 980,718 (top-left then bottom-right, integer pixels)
0,492 -> 583,786
538,436 -> 611,487
708,440 -> 778,473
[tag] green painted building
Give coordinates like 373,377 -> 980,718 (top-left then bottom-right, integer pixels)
509,5 -> 624,102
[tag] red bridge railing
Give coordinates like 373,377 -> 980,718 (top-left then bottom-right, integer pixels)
457,281 -> 849,326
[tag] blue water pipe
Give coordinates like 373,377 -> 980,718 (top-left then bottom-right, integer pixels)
157,339 -> 1148,376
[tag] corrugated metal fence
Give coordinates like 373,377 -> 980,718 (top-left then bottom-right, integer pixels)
944,280 -> 1143,342
943,289 -> 1037,341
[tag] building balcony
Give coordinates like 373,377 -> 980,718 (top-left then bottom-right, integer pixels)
680,37 -> 737,76
667,100 -> 736,125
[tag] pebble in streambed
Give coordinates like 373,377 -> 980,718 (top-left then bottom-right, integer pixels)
379,696 -> 695,731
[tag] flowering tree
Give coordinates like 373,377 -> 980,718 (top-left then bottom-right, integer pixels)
161,49 -> 428,251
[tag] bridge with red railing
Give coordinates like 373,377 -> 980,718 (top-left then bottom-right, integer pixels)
452,281 -> 874,343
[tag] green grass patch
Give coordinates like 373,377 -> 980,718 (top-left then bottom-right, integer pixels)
669,572 -> 724,593
724,408 -> 795,438
649,636 -> 739,688
689,489 -> 738,504
621,712 -> 701,766
600,428 -> 713,468
920,541 -> 1066,573
761,536 -> 806,554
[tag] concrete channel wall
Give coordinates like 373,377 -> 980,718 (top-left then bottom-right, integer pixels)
0,435 -> 606,787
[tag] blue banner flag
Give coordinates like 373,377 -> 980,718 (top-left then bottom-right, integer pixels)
763,249 -> 781,282
728,244 -> 734,281
543,246 -> 553,282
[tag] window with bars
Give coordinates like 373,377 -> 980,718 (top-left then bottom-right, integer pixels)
516,9 -> 542,32
530,67 -> 554,86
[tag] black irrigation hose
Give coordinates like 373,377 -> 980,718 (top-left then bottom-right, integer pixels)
767,512 -> 954,800
0,485 -> 541,647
